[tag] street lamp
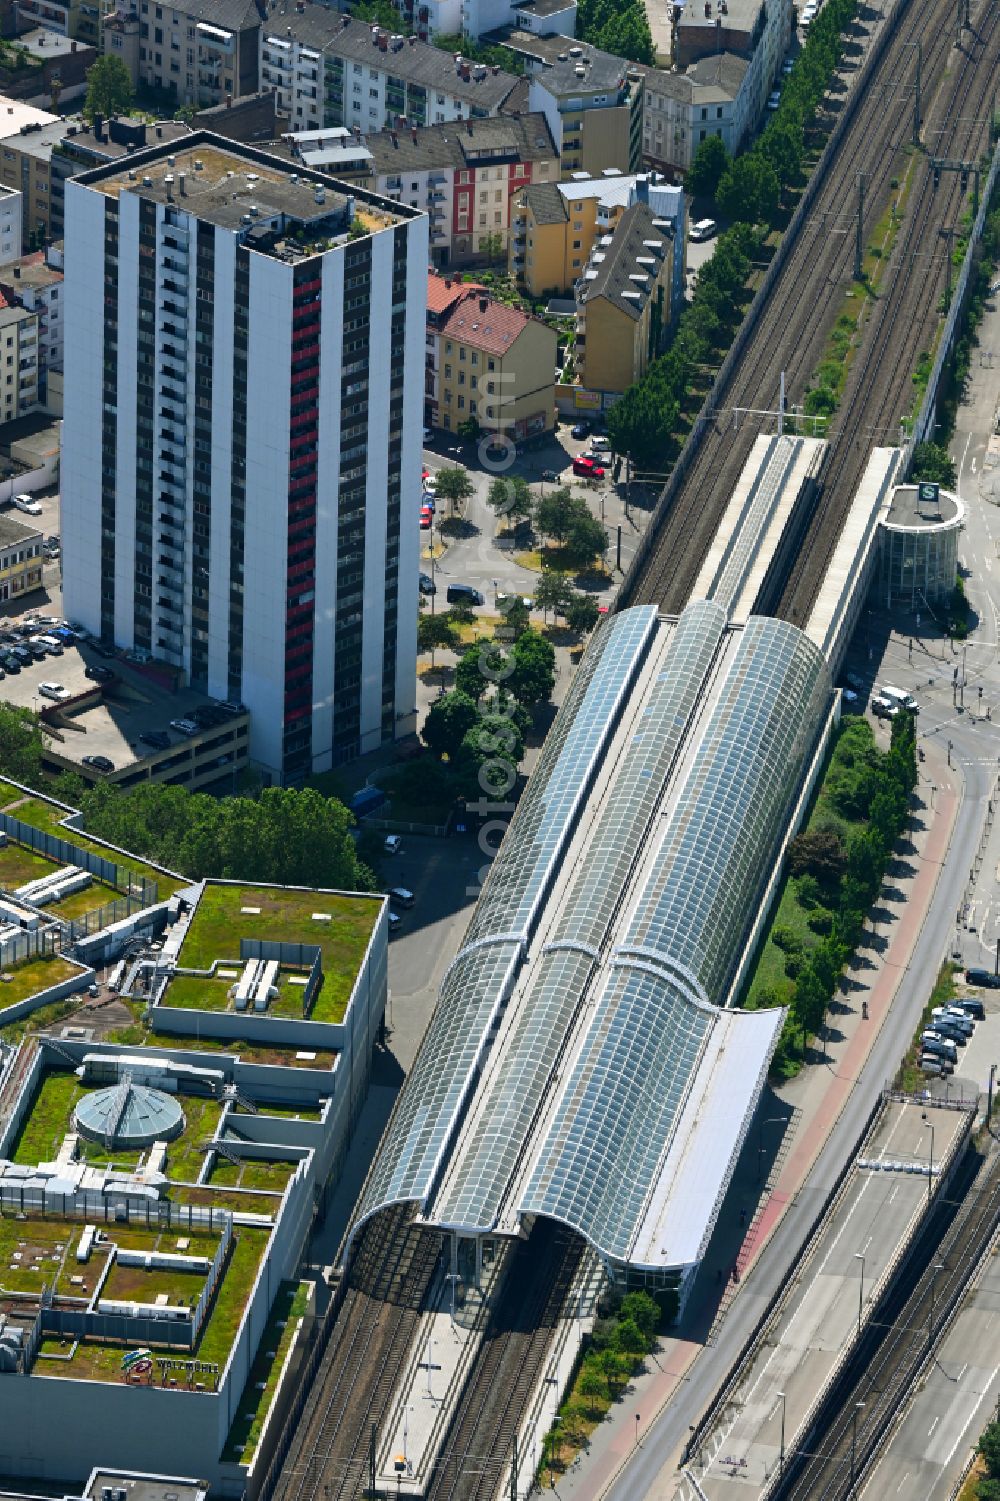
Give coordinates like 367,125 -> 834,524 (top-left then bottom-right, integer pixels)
928,1262 -> 944,1352
989,1063 -> 998,1129
634,1412 -> 641,1449
777,1391 -> 786,1479
854,1252 -> 866,1338
923,1115 -> 936,1203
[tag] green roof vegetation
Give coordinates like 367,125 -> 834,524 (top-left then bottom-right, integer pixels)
221,1280 -> 310,1465
104,1024 -> 339,1071
174,882 -> 381,1024
207,1156 -> 296,1193
0,786 -> 186,895
0,955 -> 80,1007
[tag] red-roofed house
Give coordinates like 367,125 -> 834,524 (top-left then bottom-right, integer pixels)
426,270 -> 557,439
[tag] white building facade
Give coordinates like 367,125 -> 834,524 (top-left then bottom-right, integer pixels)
62,133 -> 426,781
0,187 -> 23,267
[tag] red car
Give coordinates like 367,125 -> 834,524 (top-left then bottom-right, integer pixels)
573,455 -> 605,478
419,508 -> 433,530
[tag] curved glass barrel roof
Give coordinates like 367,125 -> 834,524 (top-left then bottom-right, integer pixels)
624,615 -> 832,1003
519,618 -> 831,1268
351,607 -> 657,1238
433,601 -> 727,1235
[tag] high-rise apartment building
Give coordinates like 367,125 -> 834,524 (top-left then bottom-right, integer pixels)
62,133 -> 426,781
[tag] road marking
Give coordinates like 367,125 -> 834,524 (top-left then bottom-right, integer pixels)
938,1363 -> 1000,1470
894,1474 -> 910,1494
928,1416 -> 940,1437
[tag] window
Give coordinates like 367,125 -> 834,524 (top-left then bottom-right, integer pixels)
471,352 -> 478,365
488,358 -> 495,371
573,221 -> 583,230
573,239 -> 581,249
458,371 -> 465,386
457,395 -> 465,409
572,258 -> 581,267
459,347 -> 465,361
717,106 -> 723,118
444,363 -> 452,378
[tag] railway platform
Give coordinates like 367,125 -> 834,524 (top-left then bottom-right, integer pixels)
676,1098 -> 972,1500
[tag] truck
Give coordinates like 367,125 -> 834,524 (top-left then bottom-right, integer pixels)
349,786 -> 388,820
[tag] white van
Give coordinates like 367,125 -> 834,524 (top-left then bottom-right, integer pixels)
689,218 -> 718,242
879,685 -> 917,711
871,696 -> 899,720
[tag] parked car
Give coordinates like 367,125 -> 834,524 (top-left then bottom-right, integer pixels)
446,584 -> 484,607
571,421 -> 591,439
389,886 -> 415,909
966,967 -> 1000,989
82,755 -> 115,773
421,495 -> 436,512
954,995 -> 986,1019
388,911 -> 402,932
85,665 -> 117,683
573,455 -> 605,478
590,435 -> 612,454
920,1030 -> 958,1060
38,682 -> 70,701
422,426 -> 433,443
871,695 -> 899,720
419,572 -> 437,596
689,218 -> 718,242
782,56 -> 795,73
767,88 -> 782,109
384,835 -> 403,855
139,730 -> 170,751
1,654 -> 20,674
169,717 -> 199,734
423,474 -> 439,495
12,494 -> 41,516
419,511 -> 433,530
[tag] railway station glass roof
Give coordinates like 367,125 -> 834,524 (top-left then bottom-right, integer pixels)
625,616 -> 832,1003
465,605 -> 657,947
520,963 -> 714,1262
553,600 -> 727,952
435,945 -> 595,1231
355,939 -> 521,1219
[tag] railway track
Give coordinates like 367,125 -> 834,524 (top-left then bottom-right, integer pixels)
776,1145 -> 1000,1499
624,0 -> 981,613
776,0 -> 1000,624
275,1205 -> 442,1501
424,1220 -> 585,1501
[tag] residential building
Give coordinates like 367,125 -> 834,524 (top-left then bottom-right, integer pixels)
0,245 -> 63,401
667,0 -> 793,161
408,0 -> 576,44
426,269 -> 556,437
510,168 -> 684,307
62,133 -> 427,781
51,114 -> 191,237
499,32 -> 644,174
135,0 -> 264,110
0,183 -> 21,264
0,98 -> 61,247
14,0 -> 100,46
1,27 -> 97,102
640,54 -> 751,175
280,124 -> 376,176
102,2 -> 141,79
358,111 -> 557,267
575,199 -> 674,397
0,510 -> 42,601
192,85 -> 287,139
263,11 -> 522,137
0,298 -> 38,417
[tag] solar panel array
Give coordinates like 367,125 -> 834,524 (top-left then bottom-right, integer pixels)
352,606 -> 657,1233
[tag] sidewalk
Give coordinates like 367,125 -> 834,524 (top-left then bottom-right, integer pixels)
553,741 -> 961,1501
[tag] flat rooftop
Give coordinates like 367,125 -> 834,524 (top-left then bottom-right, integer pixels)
78,133 -> 415,256
885,481 -> 964,530
167,881 -> 383,1025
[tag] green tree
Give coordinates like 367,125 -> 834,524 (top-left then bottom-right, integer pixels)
564,592 -> 601,634
758,120 -> 804,189
0,701 -> 43,784
979,1421 -> 1000,1479
564,508 -> 608,570
787,827 -> 847,883
457,416 -> 481,443
717,155 -> 781,225
434,466 -> 474,516
354,0 -> 411,28
534,487 -> 579,545
509,628 -> 556,708
487,474 -> 533,531
534,569 -> 574,622
578,1364 -> 609,1416
910,441 -> 957,488
620,1290 -> 660,1346
687,133 -> 730,200
84,55 -> 133,122
422,690 -> 481,760
614,1316 -> 647,1356
417,611 -> 459,667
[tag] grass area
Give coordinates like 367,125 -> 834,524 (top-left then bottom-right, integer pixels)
957,1458 -> 986,1500
221,1281 -> 310,1465
103,1259 -> 207,1309
0,1214 -> 74,1296
2,791 -> 185,894
9,1067 -> 223,1181
171,1186 -> 280,1214
207,1157 -> 295,1193
0,779 -> 25,808
164,966 -> 316,1021
0,994 -> 78,1043
0,840 -> 59,888
257,1102 -> 322,1119
105,1024 -> 339,1070
175,882 -> 381,1024
0,955 -> 80,1005
895,962 -> 960,1092
36,1226 -> 270,1383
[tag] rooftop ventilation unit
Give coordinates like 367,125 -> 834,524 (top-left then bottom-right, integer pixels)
142,175 -> 152,186
314,185 -> 325,204
569,44 -> 583,54
194,158 -> 204,170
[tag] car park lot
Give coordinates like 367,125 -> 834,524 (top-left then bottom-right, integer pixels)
942,979 -> 1000,1102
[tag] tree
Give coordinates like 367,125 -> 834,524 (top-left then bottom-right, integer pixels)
487,474 -> 533,532
84,55 -> 133,122
758,120 -> 804,189
578,1364 -> 609,1416
0,702 -> 43,784
717,155 -> 781,226
534,569 -> 574,622
454,708 -> 526,798
417,611 -> 459,668
434,466 -> 474,516
910,441 -> 957,488
422,690 -> 481,760
509,629 -> 556,708
620,1291 -> 660,1347
564,508 -> 609,570
564,592 -> 601,635
787,827 -> 847,883
457,416 -> 481,443
979,1421 -> 1000,1479
535,487 -> 579,545
614,1316 -> 647,1356
687,134 -> 729,200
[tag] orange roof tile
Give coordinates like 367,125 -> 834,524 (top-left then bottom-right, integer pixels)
427,270 -> 484,316
437,290 -> 533,357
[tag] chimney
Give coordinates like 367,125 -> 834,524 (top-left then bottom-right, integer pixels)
93,111 -> 104,138
479,296 -> 487,312
179,171 -> 186,195
13,266 -> 19,278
